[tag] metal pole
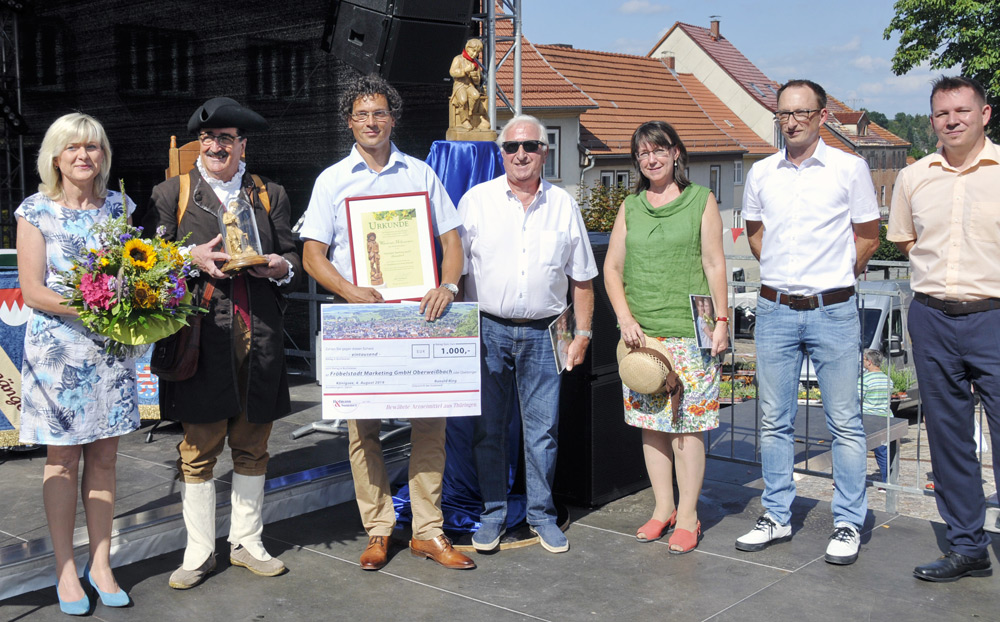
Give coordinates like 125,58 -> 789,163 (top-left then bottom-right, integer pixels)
486,0 -> 497,131
513,0 -> 521,115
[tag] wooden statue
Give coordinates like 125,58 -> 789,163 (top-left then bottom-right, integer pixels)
446,39 -> 497,141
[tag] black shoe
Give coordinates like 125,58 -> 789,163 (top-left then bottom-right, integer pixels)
913,551 -> 992,582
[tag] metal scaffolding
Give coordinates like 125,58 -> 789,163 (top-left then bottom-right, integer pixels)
0,8 -> 23,249
473,0 -> 521,130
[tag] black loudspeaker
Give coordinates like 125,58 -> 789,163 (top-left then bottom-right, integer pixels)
345,0 -> 474,23
586,233 -> 619,376
554,369 -> 649,507
327,1 -> 472,84
553,234 -> 649,507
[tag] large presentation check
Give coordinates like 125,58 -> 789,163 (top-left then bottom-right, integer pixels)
320,302 -> 481,419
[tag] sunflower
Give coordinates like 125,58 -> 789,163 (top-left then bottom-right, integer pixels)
124,239 -> 157,270
132,281 -> 157,309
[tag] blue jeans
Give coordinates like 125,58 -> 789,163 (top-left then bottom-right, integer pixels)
754,293 -> 868,528
474,315 -> 561,528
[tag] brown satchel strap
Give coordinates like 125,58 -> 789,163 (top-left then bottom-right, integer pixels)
199,280 -> 216,306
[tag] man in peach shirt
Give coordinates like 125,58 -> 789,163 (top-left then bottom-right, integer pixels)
888,76 -> 1000,583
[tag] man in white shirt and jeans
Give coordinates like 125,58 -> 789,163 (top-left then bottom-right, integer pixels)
458,114 -> 597,554
737,79 -> 880,565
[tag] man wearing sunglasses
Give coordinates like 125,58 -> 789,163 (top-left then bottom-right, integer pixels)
457,115 -> 597,554
737,79 -> 880,565
299,73 -> 472,573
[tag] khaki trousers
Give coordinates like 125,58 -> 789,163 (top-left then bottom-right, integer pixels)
177,314 -> 272,482
348,417 -> 446,539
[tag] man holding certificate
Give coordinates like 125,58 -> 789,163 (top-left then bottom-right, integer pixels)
458,115 -> 597,554
299,73 -> 472,572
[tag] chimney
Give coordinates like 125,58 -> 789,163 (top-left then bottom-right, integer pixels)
710,18 -> 720,41
663,54 -> 675,70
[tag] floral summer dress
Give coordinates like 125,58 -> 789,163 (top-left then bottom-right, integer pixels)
15,191 -> 140,445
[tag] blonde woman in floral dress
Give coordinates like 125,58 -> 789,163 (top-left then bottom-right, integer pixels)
604,121 -> 728,554
16,113 -> 138,614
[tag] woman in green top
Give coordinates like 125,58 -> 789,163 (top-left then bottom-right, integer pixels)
605,121 -> 729,554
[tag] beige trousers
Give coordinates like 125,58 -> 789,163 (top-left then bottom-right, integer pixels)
348,417 -> 447,539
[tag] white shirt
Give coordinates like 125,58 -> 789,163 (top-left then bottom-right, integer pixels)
458,176 -> 598,319
743,139 -> 879,295
299,143 -> 461,280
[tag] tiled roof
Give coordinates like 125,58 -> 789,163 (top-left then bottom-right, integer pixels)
534,44 -> 774,157
826,95 -> 910,148
491,16 -> 596,111
651,22 -> 781,111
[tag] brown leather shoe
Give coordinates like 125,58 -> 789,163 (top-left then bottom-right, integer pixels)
409,535 -> 476,570
360,536 -> 389,571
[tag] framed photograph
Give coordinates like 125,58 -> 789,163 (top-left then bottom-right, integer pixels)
547,304 -> 574,374
345,192 -> 439,302
690,294 -> 716,350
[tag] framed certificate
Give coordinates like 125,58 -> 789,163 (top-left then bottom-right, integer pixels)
345,192 -> 439,302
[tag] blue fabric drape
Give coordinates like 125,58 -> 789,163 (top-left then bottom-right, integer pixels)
394,140 -> 527,533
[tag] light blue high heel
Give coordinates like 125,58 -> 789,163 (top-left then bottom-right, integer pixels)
56,583 -> 90,616
84,564 -> 130,607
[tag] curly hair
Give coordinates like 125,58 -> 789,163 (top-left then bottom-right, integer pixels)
339,73 -> 403,122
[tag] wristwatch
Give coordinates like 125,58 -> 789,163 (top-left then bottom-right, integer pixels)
440,283 -> 459,296
574,329 -> 593,338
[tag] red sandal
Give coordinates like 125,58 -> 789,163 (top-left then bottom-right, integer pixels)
636,510 -> 677,542
667,521 -> 701,554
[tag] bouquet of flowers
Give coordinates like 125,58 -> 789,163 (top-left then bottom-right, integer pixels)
60,193 -> 202,356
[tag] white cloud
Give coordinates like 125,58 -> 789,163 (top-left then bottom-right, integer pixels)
851,55 -> 891,72
831,36 -> 861,53
619,0 -> 670,14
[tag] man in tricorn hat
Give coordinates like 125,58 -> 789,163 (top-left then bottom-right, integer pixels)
144,97 -> 302,589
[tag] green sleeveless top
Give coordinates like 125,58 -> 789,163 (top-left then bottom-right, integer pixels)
623,184 -> 711,338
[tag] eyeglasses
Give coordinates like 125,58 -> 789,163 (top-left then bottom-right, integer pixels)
501,140 -> 545,154
198,132 -> 241,147
774,109 -> 820,123
636,147 -> 671,161
350,109 -> 392,123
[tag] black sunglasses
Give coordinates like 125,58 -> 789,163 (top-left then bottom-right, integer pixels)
501,140 -> 545,154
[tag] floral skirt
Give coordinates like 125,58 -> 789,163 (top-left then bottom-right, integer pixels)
623,337 -> 720,433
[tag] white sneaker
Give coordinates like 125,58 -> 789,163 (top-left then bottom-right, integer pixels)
825,522 -> 860,565
735,514 -> 792,552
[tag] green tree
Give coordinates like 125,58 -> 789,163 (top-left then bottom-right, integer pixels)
884,0 -> 1000,141
872,224 -> 907,262
578,181 -> 632,232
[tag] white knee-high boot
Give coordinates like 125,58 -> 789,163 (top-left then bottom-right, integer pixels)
229,473 -> 285,575
180,480 -> 216,569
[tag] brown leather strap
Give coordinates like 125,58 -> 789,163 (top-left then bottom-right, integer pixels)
200,280 -> 216,307
759,285 -> 854,310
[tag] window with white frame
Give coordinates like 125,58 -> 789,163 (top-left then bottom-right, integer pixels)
615,170 -> 630,188
710,165 -> 721,203
544,127 -> 560,179
600,171 -> 615,187
734,161 -> 744,185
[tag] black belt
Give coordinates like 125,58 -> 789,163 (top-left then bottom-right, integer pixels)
759,285 -> 855,310
480,311 -> 556,327
913,292 -> 1000,316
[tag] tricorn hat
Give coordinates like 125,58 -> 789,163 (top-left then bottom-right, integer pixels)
187,97 -> 269,134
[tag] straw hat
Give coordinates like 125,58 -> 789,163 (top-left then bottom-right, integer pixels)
616,335 -> 681,396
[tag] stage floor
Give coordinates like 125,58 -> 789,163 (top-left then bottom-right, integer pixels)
2,380 -> 999,621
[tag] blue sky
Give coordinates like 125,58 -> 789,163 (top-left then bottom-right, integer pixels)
520,1 -> 945,116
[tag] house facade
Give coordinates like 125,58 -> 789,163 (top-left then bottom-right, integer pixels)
649,19 -> 909,210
